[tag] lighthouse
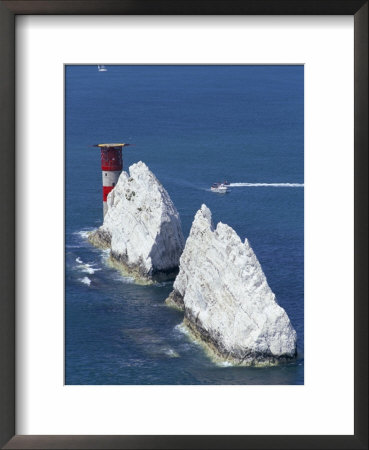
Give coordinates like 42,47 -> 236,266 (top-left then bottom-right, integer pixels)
95,143 -> 131,217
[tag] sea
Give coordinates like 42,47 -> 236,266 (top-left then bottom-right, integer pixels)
65,65 -> 304,385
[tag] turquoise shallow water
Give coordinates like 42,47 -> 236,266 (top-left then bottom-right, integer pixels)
65,65 -> 304,384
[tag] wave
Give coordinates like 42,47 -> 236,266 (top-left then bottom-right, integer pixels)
164,348 -> 180,358
81,266 -> 101,275
111,274 -> 135,284
229,182 -> 304,187
75,257 -> 101,274
216,360 -> 234,367
73,229 -> 93,239
79,276 -> 91,286
174,323 -> 189,336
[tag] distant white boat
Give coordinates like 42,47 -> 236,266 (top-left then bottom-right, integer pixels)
211,183 -> 229,194
98,65 -> 107,72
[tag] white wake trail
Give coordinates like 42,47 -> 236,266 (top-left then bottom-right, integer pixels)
229,182 -> 304,187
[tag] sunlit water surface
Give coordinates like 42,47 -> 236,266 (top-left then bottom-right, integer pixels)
65,65 -> 304,384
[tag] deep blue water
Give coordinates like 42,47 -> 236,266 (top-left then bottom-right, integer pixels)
65,65 -> 304,385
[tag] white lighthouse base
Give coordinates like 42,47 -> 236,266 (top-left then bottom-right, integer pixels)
102,170 -> 121,187
102,170 -> 121,217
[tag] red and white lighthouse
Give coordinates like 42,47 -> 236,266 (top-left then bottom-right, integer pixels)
95,143 -> 130,216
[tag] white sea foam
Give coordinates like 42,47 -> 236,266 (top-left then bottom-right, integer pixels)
100,249 -> 111,264
174,323 -> 189,336
229,182 -> 304,187
74,230 -> 93,239
216,361 -> 234,367
164,348 -> 180,358
81,265 -> 101,275
111,272 -> 135,284
96,248 -> 135,284
79,276 -> 91,286
75,257 -> 101,274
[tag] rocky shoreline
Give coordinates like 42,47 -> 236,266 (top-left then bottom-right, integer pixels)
181,318 -> 296,367
87,162 -> 297,366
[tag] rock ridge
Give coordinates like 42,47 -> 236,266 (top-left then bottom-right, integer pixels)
166,204 -> 297,365
89,161 -> 185,283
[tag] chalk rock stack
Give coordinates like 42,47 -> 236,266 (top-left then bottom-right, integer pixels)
89,161 -> 185,282
166,204 -> 297,365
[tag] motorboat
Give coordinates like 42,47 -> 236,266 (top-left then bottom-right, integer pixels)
211,183 -> 229,193
98,65 -> 108,72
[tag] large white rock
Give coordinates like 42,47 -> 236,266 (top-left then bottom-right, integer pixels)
89,161 -> 185,282
166,204 -> 297,365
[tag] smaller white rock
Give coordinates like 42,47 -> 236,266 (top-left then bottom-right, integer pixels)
89,161 -> 185,282
166,204 -> 297,365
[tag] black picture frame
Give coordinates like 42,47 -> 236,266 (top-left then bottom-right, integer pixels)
0,1 -> 367,449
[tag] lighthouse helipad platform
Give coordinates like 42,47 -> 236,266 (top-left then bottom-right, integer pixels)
96,143 -> 130,148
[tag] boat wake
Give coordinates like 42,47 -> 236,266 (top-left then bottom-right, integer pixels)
229,182 -> 304,187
